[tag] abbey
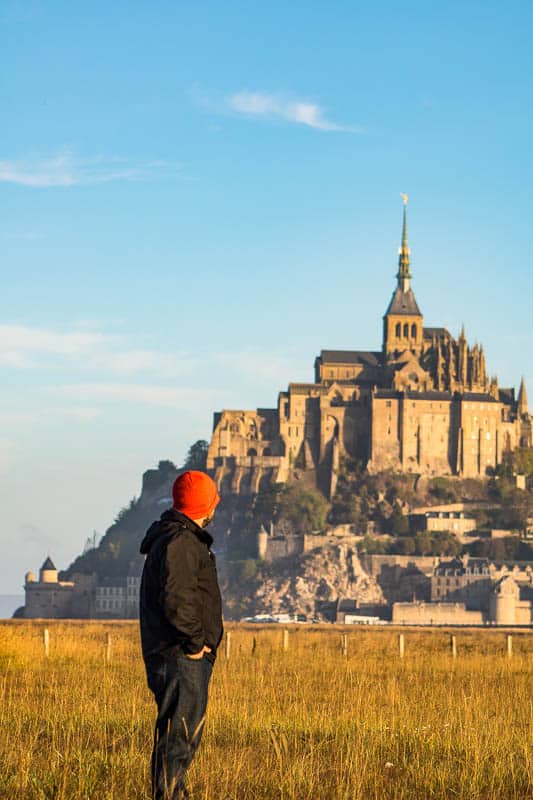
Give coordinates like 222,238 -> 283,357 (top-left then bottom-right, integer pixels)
207,202 -> 531,496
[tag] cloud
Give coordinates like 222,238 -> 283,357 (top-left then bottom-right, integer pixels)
214,349 -> 300,383
55,383 -> 213,409
226,91 -> 362,132
0,150 -> 181,188
0,324 -> 192,377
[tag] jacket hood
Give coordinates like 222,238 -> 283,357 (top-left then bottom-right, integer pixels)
140,508 -> 213,555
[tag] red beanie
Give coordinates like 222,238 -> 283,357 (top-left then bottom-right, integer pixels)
172,470 -> 220,520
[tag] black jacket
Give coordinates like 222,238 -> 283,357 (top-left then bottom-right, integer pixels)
139,508 -> 223,664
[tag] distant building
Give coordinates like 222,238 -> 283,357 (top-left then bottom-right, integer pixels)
393,556 -> 533,625
22,558 -> 142,619
207,201 -> 531,497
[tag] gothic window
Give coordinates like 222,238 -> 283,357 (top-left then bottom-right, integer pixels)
395,323 -> 401,337
403,323 -> 409,337
411,324 -> 417,339
247,448 -> 257,457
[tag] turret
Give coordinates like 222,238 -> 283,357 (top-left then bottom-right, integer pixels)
39,556 -> 58,584
383,196 -> 423,357
517,377 -> 529,417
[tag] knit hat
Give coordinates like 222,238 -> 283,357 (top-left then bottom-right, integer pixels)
172,470 -> 220,520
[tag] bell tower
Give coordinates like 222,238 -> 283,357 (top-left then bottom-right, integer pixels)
383,195 -> 423,358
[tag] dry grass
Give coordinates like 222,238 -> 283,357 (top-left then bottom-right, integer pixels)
0,621 -> 532,799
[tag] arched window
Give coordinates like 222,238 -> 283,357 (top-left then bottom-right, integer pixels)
247,448 -> 257,457
395,322 -> 401,337
403,323 -> 409,337
263,447 -> 272,456
411,324 -> 417,339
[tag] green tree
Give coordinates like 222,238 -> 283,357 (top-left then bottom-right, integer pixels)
183,440 -> 208,471
276,485 -> 329,533
389,505 -> 410,536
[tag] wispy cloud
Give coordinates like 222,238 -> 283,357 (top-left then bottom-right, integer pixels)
225,91 -> 362,132
0,150 -> 181,188
0,324 -> 191,377
55,383 -> 213,409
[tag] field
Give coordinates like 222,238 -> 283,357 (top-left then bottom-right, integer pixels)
0,621 -> 532,800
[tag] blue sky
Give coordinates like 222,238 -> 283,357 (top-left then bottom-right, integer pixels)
1,1 -> 532,597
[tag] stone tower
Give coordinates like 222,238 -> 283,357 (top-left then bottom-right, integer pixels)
39,556 -> 58,583
382,196 -> 424,357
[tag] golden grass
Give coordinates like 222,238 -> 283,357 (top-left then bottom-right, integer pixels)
1,621 -> 532,799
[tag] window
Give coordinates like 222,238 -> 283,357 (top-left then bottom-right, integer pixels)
395,323 -> 401,337
403,323 -> 409,337
411,324 -> 417,339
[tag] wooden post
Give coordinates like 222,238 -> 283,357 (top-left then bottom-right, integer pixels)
105,632 -> 112,665
506,634 -> 512,659
43,628 -> 50,658
450,635 -> 457,658
398,633 -> 405,658
225,631 -> 232,660
282,628 -> 289,652
341,633 -> 348,657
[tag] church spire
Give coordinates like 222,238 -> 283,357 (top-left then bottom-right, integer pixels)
397,194 -> 411,291
517,377 -> 528,416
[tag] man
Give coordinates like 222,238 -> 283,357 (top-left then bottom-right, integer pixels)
139,470 -> 223,800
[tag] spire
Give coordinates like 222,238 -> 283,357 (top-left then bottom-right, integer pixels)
517,377 -> 528,415
397,194 -> 411,291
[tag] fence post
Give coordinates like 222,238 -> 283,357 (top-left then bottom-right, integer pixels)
105,632 -> 112,665
282,628 -> 289,652
506,634 -> 512,659
450,635 -> 457,658
225,631 -> 232,660
398,633 -> 405,658
341,633 -> 348,657
43,628 -> 50,658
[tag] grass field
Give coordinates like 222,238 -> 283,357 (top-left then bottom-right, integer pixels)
0,621 -> 532,800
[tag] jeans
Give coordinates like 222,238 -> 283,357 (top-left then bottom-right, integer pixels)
146,652 -> 213,800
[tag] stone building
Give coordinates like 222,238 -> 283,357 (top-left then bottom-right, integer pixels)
207,200 -> 531,497
23,557 -> 95,619
22,558 -> 142,619
392,556 -> 533,624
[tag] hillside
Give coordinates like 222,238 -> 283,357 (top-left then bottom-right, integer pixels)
61,442 -> 533,617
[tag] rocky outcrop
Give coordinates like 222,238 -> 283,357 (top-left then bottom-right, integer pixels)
253,542 -> 386,619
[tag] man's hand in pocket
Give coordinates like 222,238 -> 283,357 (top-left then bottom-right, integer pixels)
186,645 -> 212,660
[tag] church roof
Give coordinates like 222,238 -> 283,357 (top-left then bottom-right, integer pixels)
384,286 -> 422,317
423,327 -> 453,340
461,392 -> 498,403
41,557 -> 56,571
499,388 -> 515,405
318,350 -> 381,366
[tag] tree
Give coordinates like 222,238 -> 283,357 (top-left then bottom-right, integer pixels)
429,477 -> 458,503
183,440 -> 208,471
389,505 -> 410,536
275,485 -> 329,533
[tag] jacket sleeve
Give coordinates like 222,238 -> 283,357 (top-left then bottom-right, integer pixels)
163,533 -> 204,654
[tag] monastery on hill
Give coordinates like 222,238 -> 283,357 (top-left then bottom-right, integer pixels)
207,201 -> 531,497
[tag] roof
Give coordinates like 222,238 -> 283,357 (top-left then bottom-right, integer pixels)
374,389 -> 452,401
97,576 -> 128,588
461,392 -> 498,403
499,388 -> 515,405
318,350 -> 381,366
423,327 -> 453,340
41,557 -> 56,571
384,286 -> 422,316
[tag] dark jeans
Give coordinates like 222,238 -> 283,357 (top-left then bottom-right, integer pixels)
146,652 -> 213,800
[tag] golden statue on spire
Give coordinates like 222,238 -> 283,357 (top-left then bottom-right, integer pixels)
401,193 -> 408,206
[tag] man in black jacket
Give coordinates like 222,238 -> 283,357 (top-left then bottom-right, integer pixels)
140,470 -> 223,800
